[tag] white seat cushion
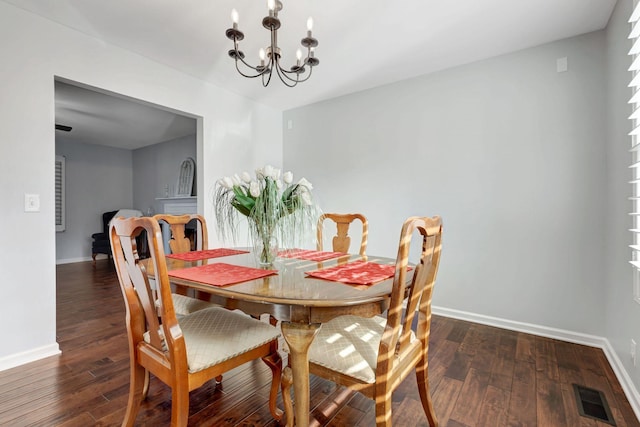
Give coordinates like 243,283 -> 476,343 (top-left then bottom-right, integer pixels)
169,294 -> 219,316
307,315 -> 386,383
145,307 -> 281,373
307,315 -> 415,384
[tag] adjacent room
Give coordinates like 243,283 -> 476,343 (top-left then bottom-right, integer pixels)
1,0 -> 638,425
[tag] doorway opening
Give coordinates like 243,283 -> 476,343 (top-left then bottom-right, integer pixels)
54,77 -> 202,265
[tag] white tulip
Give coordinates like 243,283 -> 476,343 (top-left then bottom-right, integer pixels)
255,167 -> 264,178
283,171 -> 293,184
301,191 -> 313,206
241,171 -> 252,183
275,179 -> 282,189
263,164 -> 275,179
221,176 -> 234,189
274,167 -> 282,180
232,174 -> 241,186
297,177 -> 313,191
249,181 -> 261,197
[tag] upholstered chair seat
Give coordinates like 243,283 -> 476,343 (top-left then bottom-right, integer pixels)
144,306 -> 281,372
155,293 -> 220,318
308,314 -> 416,384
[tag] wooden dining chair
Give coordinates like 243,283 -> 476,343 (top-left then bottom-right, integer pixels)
284,216 -> 443,427
316,213 -> 368,256
154,213 -> 207,254
153,213 -> 218,315
110,216 -> 283,426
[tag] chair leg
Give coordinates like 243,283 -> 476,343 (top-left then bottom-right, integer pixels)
281,366 -> 294,427
416,357 -> 438,427
196,290 -> 211,302
261,346 -> 284,421
92,253 -> 97,267
142,369 -> 150,399
375,388 -> 393,427
123,362 -> 145,427
170,385 -> 190,427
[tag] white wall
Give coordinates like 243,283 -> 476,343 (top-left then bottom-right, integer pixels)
55,139 -> 133,263
0,2 -> 282,368
605,0 -> 640,392
133,133 -> 197,215
284,31 -> 607,336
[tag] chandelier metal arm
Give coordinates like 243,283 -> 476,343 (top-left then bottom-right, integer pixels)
273,63 -> 300,88
228,37 -> 273,79
275,62 -> 313,85
233,58 -> 267,79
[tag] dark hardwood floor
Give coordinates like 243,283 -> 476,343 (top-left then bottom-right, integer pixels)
0,260 -> 637,426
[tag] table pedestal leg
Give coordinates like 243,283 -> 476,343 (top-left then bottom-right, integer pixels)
281,322 -> 321,427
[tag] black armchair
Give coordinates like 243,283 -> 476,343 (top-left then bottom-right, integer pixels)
91,210 -> 118,265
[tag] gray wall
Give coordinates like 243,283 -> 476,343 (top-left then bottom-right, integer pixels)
606,0 -> 640,391
55,139 -> 133,263
55,134 -> 197,263
284,31 -> 607,336
132,133 -> 197,215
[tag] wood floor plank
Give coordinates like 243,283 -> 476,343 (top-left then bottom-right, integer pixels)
507,360 -> 537,427
489,341 -> 516,392
476,385 -> 510,427
390,397 -> 429,427
431,376 -> 463,426
535,336 -> 560,382
515,333 -> 536,364
536,375 -> 567,426
449,368 -> 490,426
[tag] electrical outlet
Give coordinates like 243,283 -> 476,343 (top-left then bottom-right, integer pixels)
557,57 -> 568,72
631,339 -> 637,367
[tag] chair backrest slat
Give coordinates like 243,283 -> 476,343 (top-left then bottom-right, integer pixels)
317,213 -> 368,256
110,216 -> 183,359
154,214 -> 208,254
378,216 -> 443,369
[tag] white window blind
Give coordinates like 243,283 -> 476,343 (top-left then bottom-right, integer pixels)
55,155 -> 65,232
629,2 -> 640,302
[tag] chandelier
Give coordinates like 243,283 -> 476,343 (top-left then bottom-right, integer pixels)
225,0 -> 319,87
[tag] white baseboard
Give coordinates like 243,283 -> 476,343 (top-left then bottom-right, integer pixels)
432,305 -> 640,422
0,343 -> 61,371
601,340 -> 640,422
56,256 -> 94,265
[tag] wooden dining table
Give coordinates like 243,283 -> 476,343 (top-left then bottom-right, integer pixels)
156,249 -> 399,427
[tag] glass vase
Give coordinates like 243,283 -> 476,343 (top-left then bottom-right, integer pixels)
253,229 -> 279,268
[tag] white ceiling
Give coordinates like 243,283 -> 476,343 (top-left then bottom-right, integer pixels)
9,0 -> 617,147
55,80 -> 196,149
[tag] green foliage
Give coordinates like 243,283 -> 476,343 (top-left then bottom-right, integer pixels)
214,166 -> 319,252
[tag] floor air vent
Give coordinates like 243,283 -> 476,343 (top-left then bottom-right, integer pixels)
573,384 -> 615,425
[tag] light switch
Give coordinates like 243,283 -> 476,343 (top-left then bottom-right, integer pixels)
25,193 -> 40,212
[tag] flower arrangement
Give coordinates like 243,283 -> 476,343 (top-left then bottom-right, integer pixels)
214,165 -> 317,265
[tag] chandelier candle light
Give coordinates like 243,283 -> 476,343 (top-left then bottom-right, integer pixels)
225,0 -> 319,87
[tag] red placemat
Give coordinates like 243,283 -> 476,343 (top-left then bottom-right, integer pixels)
278,248 -> 344,262
305,260 -> 396,286
166,248 -> 249,261
168,263 -> 277,287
